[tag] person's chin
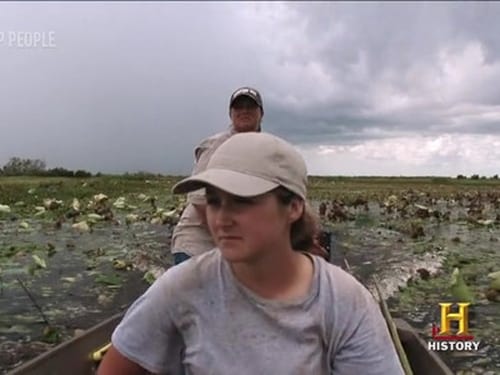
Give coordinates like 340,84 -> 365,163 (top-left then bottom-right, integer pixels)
235,122 -> 257,132
219,244 -> 251,262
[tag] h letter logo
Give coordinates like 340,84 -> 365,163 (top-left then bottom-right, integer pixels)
439,302 -> 470,336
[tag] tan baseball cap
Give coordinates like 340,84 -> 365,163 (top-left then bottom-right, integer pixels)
172,132 -> 307,199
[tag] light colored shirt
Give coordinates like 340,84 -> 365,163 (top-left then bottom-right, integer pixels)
112,250 -> 405,375
171,129 -> 235,256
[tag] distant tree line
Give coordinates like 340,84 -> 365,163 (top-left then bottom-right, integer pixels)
1,157 -> 497,180
0,157 -> 92,177
456,174 -> 498,180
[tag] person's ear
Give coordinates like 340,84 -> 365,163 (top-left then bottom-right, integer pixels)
288,198 -> 304,223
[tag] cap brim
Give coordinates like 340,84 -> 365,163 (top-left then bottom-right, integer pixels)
230,94 -> 261,107
172,169 -> 278,197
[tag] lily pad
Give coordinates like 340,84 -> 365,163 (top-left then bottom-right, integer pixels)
143,271 -> 156,285
450,267 -> 474,303
125,214 -> 138,225
32,255 -> 47,269
19,221 -> 30,229
476,219 -> 494,226
113,197 -> 126,209
112,259 -> 131,271
72,221 -> 90,232
71,198 -> 81,212
43,198 -> 63,210
488,271 -> 500,291
34,206 -> 46,217
0,325 -> 31,334
95,273 -> 122,286
87,213 -> 104,223
42,326 -> 62,344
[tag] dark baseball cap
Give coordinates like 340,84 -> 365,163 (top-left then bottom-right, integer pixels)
229,87 -> 263,109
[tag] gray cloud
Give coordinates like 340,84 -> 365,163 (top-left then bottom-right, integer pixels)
1,2 -> 499,176
260,3 -> 500,137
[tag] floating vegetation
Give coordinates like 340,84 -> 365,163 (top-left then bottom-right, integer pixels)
32,255 -> 47,269
143,270 -> 157,285
95,273 -> 122,286
314,177 -> 500,373
1,175 -> 499,373
92,194 -> 108,203
0,205 -> 11,213
125,214 -> 138,225
72,221 -> 90,232
34,206 -> 46,217
112,197 -> 127,209
19,221 -> 30,229
87,213 -> 104,223
71,198 -> 80,212
42,198 -> 63,211
488,271 -> 500,291
450,267 -> 475,303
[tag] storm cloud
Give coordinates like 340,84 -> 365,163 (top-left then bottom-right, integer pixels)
1,2 -> 499,176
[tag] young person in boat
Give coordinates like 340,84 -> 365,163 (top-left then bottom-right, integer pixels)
98,132 -> 404,375
171,87 -> 328,265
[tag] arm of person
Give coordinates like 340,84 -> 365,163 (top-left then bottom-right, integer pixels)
329,274 -> 405,375
185,136 -> 217,223
97,268 -> 185,375
97,345 -> 148,375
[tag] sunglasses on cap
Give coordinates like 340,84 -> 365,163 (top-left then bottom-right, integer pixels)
232,87 -> 259,99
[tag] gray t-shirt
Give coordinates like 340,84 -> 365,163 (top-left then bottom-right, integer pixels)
112,250 -> 404,375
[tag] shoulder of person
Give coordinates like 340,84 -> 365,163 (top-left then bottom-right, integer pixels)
155,249 -> 220,294
317,259 -> 405,374
194,129 -> 232,160
197,129 -> 231,149
318,258 -> 376,308
110,253 -> 224,374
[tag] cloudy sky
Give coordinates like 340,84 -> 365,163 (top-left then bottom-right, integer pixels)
1,2 -> 499,176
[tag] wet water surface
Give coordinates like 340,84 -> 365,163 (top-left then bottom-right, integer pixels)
1,181 -> 499,374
